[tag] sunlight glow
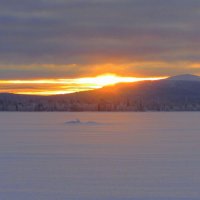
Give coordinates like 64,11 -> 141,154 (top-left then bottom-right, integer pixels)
0,74 -> 167,95
76,74 -> 166,87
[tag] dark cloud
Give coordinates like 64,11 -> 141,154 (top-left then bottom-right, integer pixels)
0,0 -> 199,78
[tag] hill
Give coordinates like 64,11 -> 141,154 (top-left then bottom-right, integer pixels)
167,74 -> 200,81
1,74 -> 200,111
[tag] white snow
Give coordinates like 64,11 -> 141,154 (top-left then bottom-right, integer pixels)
0,112 -> 200,200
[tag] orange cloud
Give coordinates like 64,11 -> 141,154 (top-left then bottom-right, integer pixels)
0,74 -> 167,95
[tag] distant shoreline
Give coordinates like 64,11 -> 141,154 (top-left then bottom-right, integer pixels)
2,78 -> 200,112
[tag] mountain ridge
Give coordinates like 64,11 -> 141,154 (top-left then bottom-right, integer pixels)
167,74 -> 200,81
1,74 -> 200,111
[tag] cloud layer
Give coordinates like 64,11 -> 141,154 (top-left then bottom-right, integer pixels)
0,0 -> 200,78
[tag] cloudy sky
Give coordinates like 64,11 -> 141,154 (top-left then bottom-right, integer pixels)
0,0 -> 199,94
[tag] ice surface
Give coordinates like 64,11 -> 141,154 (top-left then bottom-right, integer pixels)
65,118 -> 104,125
0,112 -> 200,200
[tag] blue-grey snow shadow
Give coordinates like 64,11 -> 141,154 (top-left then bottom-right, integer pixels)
64,119 -> 107,126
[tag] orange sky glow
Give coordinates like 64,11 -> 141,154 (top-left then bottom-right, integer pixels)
0,74 -> 167,95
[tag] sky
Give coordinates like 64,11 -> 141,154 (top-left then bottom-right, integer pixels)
0,0 -> 199,94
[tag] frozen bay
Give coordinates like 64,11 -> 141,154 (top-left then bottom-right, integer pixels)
0,112 -> 200,200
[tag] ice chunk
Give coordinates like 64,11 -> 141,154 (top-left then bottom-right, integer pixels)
65,119 -> 103,125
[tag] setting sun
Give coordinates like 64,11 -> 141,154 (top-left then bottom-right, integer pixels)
76,74 -> 167,87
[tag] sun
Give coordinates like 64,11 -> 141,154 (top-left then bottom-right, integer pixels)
76,74 -> 139,88
92,74 -> 119,86
93,74 -> 136,86
76,73 -> 165,88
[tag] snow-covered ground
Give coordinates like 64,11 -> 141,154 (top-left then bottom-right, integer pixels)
0,112 -> 200,200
